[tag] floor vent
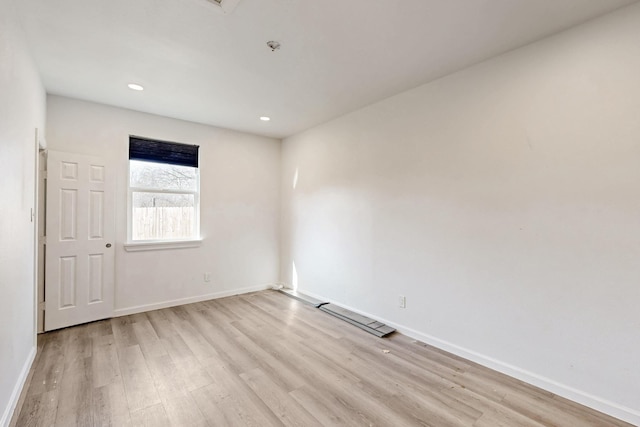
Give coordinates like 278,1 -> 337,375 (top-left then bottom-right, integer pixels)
278,288 -> 328,308
278,289 -> 395,338
319,304 -> 395,338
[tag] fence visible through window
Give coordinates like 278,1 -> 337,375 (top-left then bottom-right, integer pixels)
132,206 -> 195,240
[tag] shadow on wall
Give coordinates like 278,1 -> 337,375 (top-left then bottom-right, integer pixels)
292,261 -> 298,291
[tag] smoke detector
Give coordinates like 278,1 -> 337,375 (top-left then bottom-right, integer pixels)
267,41 -> 281,52
204,0 -> 241,14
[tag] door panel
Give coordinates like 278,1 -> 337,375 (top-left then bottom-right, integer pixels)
45,150 -> 115,331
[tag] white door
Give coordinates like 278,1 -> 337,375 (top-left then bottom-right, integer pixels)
45,150 -> 115,331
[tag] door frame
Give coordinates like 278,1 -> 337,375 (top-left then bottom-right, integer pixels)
35,130 -> 46,333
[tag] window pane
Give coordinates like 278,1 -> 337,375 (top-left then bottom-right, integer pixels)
132,192 -> 196,240
130,160 -> 197,191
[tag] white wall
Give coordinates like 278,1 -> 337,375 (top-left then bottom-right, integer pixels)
46,96 -> 280,314
281,3 -> 640,424
0,0 -> 46,425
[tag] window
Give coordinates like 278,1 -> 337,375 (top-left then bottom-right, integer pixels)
128,136 -> 200,244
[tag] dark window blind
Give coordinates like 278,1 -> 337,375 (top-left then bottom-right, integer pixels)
129,136 -> 199,168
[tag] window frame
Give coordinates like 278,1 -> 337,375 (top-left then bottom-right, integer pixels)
125,137 -> 202,251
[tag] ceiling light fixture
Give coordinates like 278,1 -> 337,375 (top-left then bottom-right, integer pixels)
127,83 -> 144,91
260,116 -> 271,121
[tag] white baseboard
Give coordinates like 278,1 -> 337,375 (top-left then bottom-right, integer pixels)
300,289 -> 640,426
1,346 -> 36,427
113,284 -> 273,317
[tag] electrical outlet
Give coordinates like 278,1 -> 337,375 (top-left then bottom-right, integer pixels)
398,295 -> 406,308
204,272 -> 211,282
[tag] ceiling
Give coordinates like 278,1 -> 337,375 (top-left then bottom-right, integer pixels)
17,0 -> 638,138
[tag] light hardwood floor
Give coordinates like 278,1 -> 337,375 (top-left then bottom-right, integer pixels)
11,290 -> 632,426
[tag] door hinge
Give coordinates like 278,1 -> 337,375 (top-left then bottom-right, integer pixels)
41,170 -> 47,179
39,235 -> 47,245
38,301 -> 45,311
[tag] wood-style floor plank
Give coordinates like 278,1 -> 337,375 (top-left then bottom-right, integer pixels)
92,381 -> 132,427
240,367 -> 323,427
26,332 -> 65,396
13,390 -> 58,427
117,345 -> 161,413
197,362 -> 284,427
130,403 -> 171,427
11,290 -> 634,427
91,335 -> 120,389
132,319 -> 168,359
54,356 -> 93,427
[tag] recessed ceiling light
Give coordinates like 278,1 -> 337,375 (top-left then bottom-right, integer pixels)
127,83 -> 144,91
260,116 -> 271,121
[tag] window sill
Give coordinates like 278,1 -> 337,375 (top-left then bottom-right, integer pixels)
123,239 -> 203,252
